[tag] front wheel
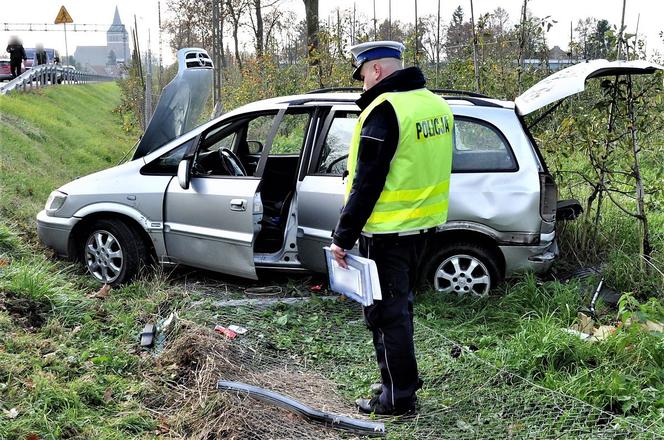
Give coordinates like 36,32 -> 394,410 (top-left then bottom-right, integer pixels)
82,219 -> 147,285
422,242 -> 502,297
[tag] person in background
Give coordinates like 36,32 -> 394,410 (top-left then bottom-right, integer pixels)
6,36 -> 27,78
35,43 -> 47,66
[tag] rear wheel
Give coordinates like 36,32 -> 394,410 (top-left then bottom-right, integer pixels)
423,242 -> 502,297
82,219 -> 147,285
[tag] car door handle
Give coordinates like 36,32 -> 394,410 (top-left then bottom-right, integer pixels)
230,199 -> 247,211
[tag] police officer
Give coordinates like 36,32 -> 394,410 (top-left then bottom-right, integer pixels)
330,41 -> 454,415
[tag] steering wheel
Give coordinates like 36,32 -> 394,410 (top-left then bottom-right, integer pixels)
219,148 -> 247,176
325,154 -> 349,174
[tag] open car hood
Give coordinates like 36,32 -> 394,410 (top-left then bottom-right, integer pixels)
133,48 -> 213,160
515,59 -> 664,116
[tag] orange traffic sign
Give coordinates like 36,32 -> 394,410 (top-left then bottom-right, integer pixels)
54,6 -> 73,24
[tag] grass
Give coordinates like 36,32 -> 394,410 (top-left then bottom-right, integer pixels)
0,81 -> 663,438
0,82 -> 137,233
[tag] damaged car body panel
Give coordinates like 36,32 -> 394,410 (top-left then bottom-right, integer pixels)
41,58 -> 664,294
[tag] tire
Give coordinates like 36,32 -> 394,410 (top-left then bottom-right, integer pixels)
81,219 -> 147,286
422,241 -> 502,297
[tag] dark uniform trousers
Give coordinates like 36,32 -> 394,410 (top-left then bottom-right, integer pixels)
360,232 -> 429,410
10,62 -> 21,78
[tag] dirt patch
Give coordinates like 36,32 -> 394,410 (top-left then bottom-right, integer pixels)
144,324 -> 358,439
0,291 -> 48,329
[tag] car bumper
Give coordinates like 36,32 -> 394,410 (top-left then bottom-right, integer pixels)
36,210 -> 79,258
500,238 -> 558,277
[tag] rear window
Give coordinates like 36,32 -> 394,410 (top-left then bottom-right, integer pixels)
452,118 -> 517,172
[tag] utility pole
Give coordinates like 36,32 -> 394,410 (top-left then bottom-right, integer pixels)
388,0 -> 392,40
632,13 -> 640,60
436,0 -> 440,86
352,2 -> 356,45
212,0 -> 222,114
617,0 -> 627,59
469,0 -> 480,92
158,1 -> 164,90
373,0 -> 377,39
517,0 -> 528,93
145,30 -> 153,128
414,0 -> 418,66
569,21 -> 573,63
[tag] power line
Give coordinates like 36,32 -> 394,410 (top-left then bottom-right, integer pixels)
2,23 -> 113,33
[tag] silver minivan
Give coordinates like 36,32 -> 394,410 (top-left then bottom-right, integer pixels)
39,49 -> 657,295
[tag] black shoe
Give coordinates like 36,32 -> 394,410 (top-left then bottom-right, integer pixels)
370,383 -> 382,395
355,396 -> 416,416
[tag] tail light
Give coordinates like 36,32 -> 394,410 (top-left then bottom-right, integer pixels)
540,173 -> 557,223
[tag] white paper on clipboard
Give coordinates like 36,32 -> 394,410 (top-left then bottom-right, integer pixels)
324,247 -> 382,306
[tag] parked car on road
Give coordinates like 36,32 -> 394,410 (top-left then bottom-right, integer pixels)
37,48 -> 660,295
0,58 -> 13,81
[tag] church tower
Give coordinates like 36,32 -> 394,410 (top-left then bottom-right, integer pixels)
106,6 -> 130,63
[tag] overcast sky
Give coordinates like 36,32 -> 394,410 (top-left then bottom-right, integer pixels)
1,0 -> 662,64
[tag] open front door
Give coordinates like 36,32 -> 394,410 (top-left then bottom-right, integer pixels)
163,177 -> 260,279
297,105 -> 359,272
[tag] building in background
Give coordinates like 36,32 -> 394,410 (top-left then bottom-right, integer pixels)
74,6 -> 129,76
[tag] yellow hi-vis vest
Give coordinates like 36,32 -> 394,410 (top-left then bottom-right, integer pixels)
345,88 -> 454,234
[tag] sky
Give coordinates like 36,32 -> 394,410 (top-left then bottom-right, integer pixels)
1,0 -> 662,65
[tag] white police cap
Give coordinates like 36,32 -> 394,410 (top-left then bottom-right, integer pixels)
348,40 -> 405,80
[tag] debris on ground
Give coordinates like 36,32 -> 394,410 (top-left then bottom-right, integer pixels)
145,324 -> 357,439
214,325 -> 237,339
87,283 -> 111,299
566,312 -> 616,342
140,323 -> 156,347
228,324 -> 248,335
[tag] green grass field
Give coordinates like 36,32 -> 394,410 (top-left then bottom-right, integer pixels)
0,82 -> 137,233
0,83 -> 662,439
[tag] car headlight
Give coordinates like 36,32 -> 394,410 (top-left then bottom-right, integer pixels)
45,190 -> 68,214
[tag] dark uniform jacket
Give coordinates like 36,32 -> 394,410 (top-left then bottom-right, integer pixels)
332,67 -> 427,250
6,44 -> 27,63
36,50 -> 47,65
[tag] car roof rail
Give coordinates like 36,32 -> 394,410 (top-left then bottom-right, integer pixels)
308,87 -> 491,98
307,87 -> 363,94
430,88 -> 490,98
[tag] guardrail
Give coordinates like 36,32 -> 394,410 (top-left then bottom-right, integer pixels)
0,64 -> 115,95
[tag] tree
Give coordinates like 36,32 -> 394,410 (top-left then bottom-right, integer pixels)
302,0 -> 319,65
226,0 -> 247,71
445,6 -> 474,59
107,50 -> 117,66
163,0 -> 213,53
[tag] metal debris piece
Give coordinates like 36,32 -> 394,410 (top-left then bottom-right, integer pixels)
217,380 -> 386,437
140,323 -> 156,347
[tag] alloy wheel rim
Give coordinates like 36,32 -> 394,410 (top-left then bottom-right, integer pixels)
433,254 -> 490,297
85,229 -> 123,283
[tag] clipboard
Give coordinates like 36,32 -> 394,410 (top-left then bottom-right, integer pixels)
324,246 -> 382,306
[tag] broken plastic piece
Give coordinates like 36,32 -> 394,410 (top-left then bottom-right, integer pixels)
140,323 -> 155,347
217,380 -> 385,436
228,324 -> 247,335
214,325 -> 237,339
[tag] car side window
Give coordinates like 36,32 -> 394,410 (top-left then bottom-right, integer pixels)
317,112 -> 358,175
141,139 -> 193,175
270,113 -> 310,155
195,114 -> 276,177
452,119 -> 516,172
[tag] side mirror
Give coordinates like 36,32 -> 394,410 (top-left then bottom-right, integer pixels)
177,159 -> 191,190
246,140 -> 263,154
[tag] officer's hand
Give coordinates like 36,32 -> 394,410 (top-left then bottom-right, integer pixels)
330,243 -> 348,269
